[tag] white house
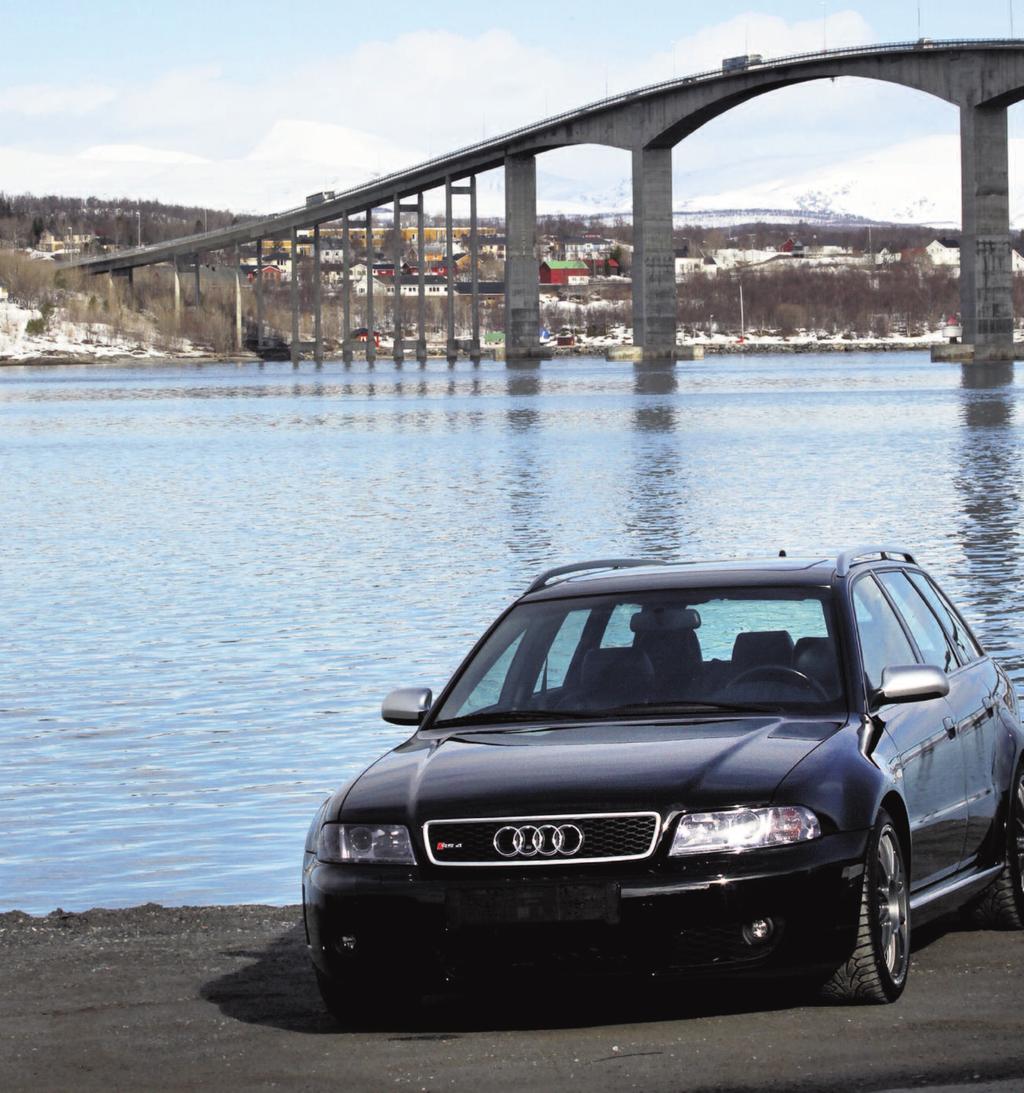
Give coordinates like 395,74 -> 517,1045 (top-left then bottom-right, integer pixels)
561,235 -> 612,261
921,238 -> 1024,274
709,247 -> 778,269
925,238 -> 961,266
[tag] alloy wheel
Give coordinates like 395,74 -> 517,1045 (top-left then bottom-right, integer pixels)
876,826 -> 909,983
1015,771 -> 1024,894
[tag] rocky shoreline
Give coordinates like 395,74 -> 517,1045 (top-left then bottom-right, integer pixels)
1,340 -> 947,366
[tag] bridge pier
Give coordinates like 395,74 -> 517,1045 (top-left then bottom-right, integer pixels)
193,258 -> 201,308
960,103 -> 1014,363
172,258 -> 181,324
632,146 -> 676,360
366,210 -> 376,364
393,194 -> 404,363
233,245 -> 242,351
342,217 -> 353,363
313,226 -> 323,363
445,177 -> 457,362
416,193 -> 427,363
469,174 -> 481,362
504,153 -> 541,359
255,239 -> 264,349
290,227 -> 300,365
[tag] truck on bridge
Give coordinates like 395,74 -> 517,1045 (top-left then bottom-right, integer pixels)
722,53 -> 764,72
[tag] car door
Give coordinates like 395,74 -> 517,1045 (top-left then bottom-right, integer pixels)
905,571 -> 1001,870
852,573 -> 968,890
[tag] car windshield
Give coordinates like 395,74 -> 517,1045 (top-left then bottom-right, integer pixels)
431,586 -> 846,726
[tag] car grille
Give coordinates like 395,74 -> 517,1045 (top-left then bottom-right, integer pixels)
424,812 -> 660,866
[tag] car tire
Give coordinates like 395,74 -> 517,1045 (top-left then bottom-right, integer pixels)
822,809 -> 910,1004
965,763 -> 1024,931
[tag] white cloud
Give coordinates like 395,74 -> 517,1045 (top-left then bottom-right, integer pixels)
652,9 -> 877,79
0,82 -> 115,116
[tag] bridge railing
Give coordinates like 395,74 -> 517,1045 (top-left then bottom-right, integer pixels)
72,38 -> 1023,268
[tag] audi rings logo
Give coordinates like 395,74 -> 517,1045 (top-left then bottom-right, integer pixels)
493,823 -> 585,859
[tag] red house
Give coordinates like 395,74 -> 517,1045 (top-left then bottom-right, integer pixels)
247,265 -> 283,284
539,260 -> 589,285
583,257 -> 620,277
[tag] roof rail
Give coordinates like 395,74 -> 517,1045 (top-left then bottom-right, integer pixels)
525,558 -> 663,596
835,545 -> 917,578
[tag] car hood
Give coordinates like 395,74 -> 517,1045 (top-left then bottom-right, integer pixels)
335,716 -> 842,823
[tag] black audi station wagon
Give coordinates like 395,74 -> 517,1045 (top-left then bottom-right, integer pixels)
303,547 -> 1024,1019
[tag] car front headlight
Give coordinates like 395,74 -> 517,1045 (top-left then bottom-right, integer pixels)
668,806 -> 820,857
317,823 -> 417,864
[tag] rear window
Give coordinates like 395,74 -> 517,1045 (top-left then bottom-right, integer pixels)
906,572 -> 984,664
876,570 -> 958,673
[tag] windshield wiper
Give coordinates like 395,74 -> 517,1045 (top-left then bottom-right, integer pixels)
595,700 -> 783,716
432,701 -> 782,730
431,709 -> 596,729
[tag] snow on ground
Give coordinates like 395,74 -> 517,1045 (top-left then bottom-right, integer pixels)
0,299 -> 201,362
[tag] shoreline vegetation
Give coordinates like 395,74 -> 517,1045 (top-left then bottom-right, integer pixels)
0,339 -> 961,368
0,247 -> 979,367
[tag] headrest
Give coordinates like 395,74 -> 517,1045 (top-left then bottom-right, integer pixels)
732,630 -> 794,669
629,606 -> 701,633
794,636 -> 838,674
794,636 -> 832,661
580,647 -> 655,690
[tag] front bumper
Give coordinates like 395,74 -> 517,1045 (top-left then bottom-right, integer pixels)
303,829 -> 868,984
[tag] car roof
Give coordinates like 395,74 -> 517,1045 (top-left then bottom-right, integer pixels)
521,557 -> 838,601
520,547 -> 921,602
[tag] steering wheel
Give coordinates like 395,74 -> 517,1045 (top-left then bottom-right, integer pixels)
728,665 -> 830,701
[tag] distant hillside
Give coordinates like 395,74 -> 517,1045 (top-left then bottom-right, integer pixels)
0,192 -> 252,250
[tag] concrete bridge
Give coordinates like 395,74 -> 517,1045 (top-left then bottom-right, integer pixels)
68,39 -> 1024,363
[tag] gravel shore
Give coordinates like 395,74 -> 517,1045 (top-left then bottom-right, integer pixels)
2,903 -> 1022,1092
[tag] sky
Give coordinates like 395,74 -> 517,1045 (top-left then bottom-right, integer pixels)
4,0 -> 1024,223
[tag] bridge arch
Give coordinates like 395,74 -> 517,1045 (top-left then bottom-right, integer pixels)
539,47 -> 1024,359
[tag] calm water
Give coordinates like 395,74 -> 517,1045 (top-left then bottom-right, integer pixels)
1,352 -> 1022,914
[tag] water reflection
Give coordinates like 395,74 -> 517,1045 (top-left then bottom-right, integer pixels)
632,362 -> 678,434
624,364 -> 688,557
503,361 -> 552,569
954,364 -> 1024,679
505,361 -> 541,431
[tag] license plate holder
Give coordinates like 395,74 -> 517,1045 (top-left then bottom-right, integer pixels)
447,884 -> 620,927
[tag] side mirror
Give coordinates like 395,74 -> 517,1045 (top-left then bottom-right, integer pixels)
382,687 -> 433,726
877,665 -> 949,705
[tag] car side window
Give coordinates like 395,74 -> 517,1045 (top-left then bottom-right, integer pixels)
876,571 -> 958,674
533,609 -> 590,693
457,631 -> 525,714
600,603 -> 641,648
851,576 -> 917,694
906,573 -> 984,664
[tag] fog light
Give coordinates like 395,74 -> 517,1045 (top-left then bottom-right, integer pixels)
742,918 -> 774,945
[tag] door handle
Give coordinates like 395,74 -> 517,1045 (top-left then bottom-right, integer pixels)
943,717 -> 958,740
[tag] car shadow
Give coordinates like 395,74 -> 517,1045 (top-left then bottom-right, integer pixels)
202,924 -> 861,1036
909,909 -> 969,953
200,910 -> 976,1036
